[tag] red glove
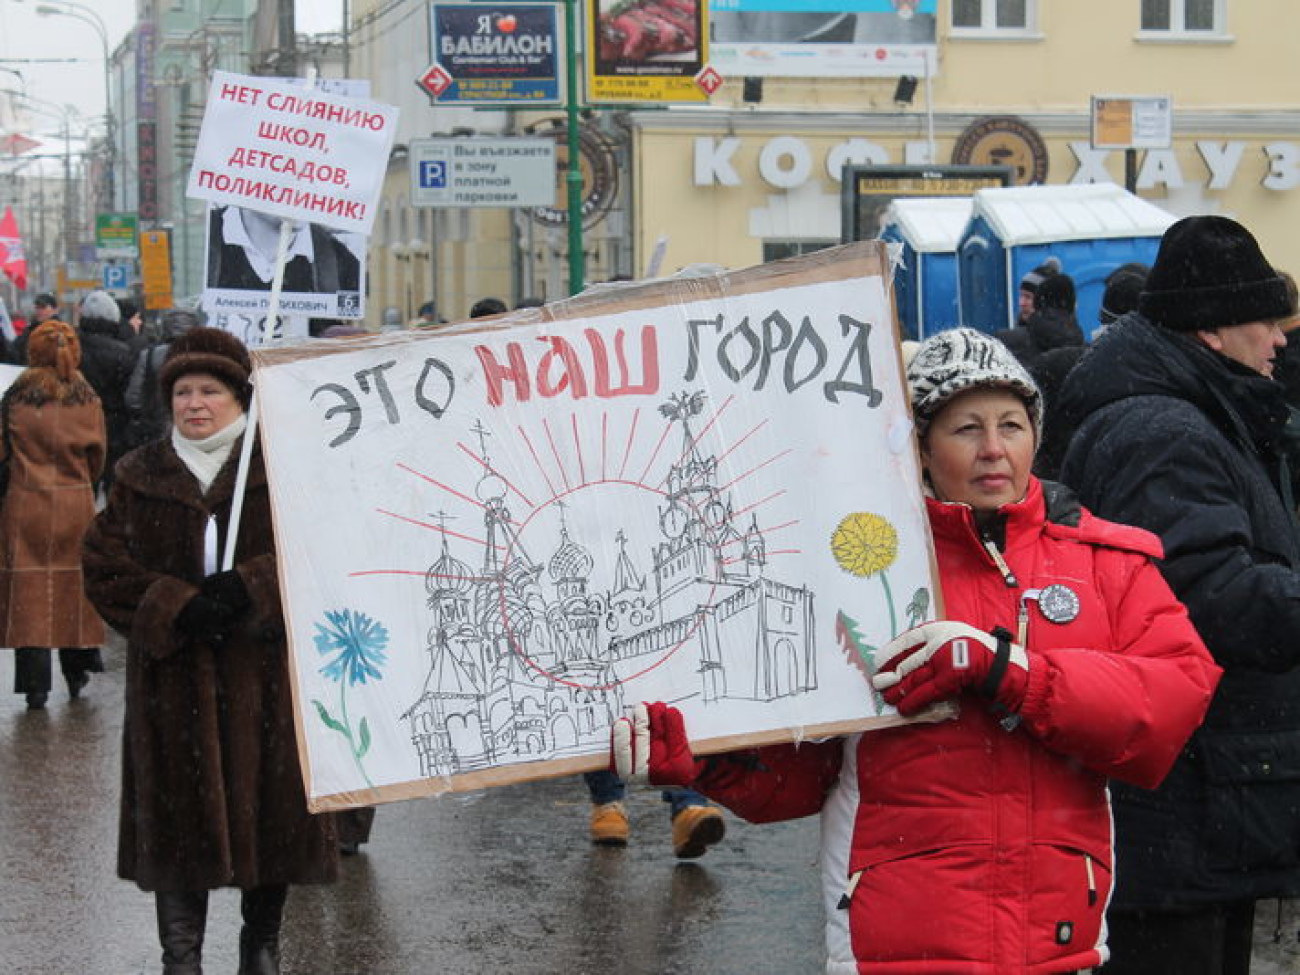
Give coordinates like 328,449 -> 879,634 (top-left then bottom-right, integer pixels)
870,621 -> 1030,718
610,702 -> 702,787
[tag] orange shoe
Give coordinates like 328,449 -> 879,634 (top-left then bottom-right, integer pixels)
590,801 -> 630,846
671,804 -> 726,859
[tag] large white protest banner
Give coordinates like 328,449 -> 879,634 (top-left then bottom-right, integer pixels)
252,242 -> 941,811
186,70 -> 397,235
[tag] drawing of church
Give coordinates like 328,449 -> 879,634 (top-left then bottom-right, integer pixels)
402,391 -> 817,779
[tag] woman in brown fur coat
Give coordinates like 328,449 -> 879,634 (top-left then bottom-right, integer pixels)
0,319 -> 106,708
82,327 -> 336,975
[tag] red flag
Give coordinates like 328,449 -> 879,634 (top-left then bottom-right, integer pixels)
0,133 -> 40,156
0,206 -> 28,292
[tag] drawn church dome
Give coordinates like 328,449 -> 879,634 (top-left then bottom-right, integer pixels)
549,528 -> 594,582
427,538 -> 474,596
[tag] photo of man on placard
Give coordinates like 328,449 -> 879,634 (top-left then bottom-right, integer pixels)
204,204 -> 366,319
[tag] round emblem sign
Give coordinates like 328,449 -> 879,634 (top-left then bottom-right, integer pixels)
1036,584 -> 1081,624
528,119 -> 620,230
950,115 -> 1049,185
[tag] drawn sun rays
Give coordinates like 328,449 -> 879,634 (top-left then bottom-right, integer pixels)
351,391 -> 804,689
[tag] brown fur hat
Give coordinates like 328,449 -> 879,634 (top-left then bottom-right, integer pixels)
159,326 -> 252,406
9,320 -> 96,406
27,320 -> 81,380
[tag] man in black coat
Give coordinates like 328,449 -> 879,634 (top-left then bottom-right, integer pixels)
1058,216 -> 1298,975
75,290 -> 135,492
8,292 -> 61,365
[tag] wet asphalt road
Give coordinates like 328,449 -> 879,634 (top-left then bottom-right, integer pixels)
7,634 -> 1300,974
0,634 -> 824,975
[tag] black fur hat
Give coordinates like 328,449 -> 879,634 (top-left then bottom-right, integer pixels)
1139,216 -> 1290,331
1099,270 -> 1146,325
1034,273 -> 1076,313
159,326 -> 252,406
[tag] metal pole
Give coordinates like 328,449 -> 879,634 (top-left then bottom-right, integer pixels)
923,50 -> 935,164
342,0 -> 351,77
102,39 -> 113,208
563,0 -> 584,294
62,117 -> 72,264
278,0 -> 298,77
34,4 -> 113,211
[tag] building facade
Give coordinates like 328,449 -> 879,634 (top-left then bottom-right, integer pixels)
355,0 -> 1300,327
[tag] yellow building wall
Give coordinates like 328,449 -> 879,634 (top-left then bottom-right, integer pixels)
633,0 -> 1300,278
353,0 -> 1300,313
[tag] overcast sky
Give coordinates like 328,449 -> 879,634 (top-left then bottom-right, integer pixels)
0,0 -> 342,140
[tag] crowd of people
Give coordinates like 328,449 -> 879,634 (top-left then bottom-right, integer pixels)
616,215 -> 1300,975
2,212 -> 1299,973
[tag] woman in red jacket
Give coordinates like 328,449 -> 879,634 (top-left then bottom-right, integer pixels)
615,328 -> 1221,974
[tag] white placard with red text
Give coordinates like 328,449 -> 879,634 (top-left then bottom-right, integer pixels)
186,70 -> 397,235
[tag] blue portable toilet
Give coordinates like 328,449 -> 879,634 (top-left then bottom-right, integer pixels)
957,183 -> 1176,340
881,197 -> 973,340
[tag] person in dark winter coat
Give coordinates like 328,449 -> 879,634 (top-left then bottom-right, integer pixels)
82,327 -> 337,975
996,273 -> 1085,366
1,320 -> 106,708
996,274 -> 1087,480
1058,215 -> 1298,975
123,308 -> 200,451
1015,257 -> 1061,326
75,290 -> 135,491
614,329 -> 1219,975
7,292 -> 61,364
1270,271 -> 1300,512
1096,262 -> 1149,332
116,298 -> 146,354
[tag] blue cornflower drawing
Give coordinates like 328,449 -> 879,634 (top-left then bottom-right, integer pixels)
312,608 -> 389,788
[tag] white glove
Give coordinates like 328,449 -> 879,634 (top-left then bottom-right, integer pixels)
611,702 -> 651,782
871,621 -> 1029,717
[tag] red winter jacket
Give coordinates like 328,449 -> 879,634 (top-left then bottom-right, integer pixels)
693,478 -> 1220,975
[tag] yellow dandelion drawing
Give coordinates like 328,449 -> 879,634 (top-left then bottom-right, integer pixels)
831,512 -> 899,578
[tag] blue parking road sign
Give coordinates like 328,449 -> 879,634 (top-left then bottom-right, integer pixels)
419,160 -> 447,189
103,264 -> 130,291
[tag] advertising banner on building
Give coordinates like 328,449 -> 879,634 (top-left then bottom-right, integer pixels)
251,242 -> 942,810
186,71 -> 398,236
709,0 -> 937,79
95,213 -> 139,259
427,3 -> 562,105
586,0 -> 712,104
139,229 -> 173,311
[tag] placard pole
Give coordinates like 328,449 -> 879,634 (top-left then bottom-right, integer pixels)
222,216 -> 293,570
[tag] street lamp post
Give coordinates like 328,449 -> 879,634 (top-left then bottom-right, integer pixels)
33,1 -> 114,211
3,90 -> 79,266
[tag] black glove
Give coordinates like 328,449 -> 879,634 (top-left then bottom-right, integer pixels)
200,569 -> 252,616
175,594 -> 238,641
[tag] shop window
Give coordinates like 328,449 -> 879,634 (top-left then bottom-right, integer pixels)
951,0 -> 1035,33
763,241 -> 836,263
1140,0 -> 1225,34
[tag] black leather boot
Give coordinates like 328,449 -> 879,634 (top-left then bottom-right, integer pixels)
14,647 -> 51,708
155,890 -> 208,975
238,885 -> 288,975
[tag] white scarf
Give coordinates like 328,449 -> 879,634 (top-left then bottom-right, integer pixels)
171,414 -> 248,494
